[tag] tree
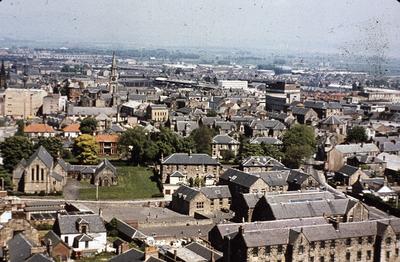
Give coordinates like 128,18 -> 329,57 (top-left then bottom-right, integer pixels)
282,124 -> 316,168
347,126 -> 368,143
118,127 -> 148,164
261,143 -> 285,161
190,126 -> 214,155
0,136 -> 33,172
15,120 -> 25,136
239,142 -> 264,159
79,117 -> 98,134
73,134 -> 99,164
35,137 -> 63,159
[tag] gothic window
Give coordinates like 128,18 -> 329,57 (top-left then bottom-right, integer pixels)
41,169 -> 44,181
31,168 -> 35,181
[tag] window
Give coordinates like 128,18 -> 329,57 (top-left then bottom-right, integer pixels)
265,246 -> 271,255
358,237 -> 363,244
309,257 -> 314,262
330,240 -> 335,248
298,245 -> 304,254
310,242 -> 315,250
36,165 -> 40,181
346,238 -> 351,246
368,236 -> 373,244
41,168 -> 44,181
196,202 -> 204,209
81,225 -> 87,234
386,237 -> 392,245
357,251 -> 362,261
367,250 -> 372,260
387,251 -> 391,259
396,248 -> 399,257
330,254 -> 334,262
320,257 -> 324,262
397,234 -> 400,241
64,236 -> 69,243
219,199 -> 223,206
31,168 -> 35,181
320,241 -> 325,249
277,245 -> 283,254
85,241 -> 89,248
346,252 -> 350,261
252,247 -> 258,256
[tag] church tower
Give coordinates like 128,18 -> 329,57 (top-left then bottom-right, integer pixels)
109,52 -> 118,94
0,61 -> 7,89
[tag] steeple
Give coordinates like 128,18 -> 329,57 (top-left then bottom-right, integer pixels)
0,61 -> 7,89
109,52 -> 119,106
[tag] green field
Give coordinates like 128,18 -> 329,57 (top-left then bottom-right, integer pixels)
79,166 -> 161,200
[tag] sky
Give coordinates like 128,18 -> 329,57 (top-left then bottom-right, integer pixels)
0,0 -> 399,56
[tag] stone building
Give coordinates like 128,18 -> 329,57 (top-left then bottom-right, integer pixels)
66,159 -> 117,187
3,88 -> 47,119
240,156 -> 284,173
146,104 -> 169,122
327,143 -> 380,171
12,146 -> 67,194
223,218 -> 400,262
211,135 -> 240,159
95,134 -> 119,156
160,153 -> 220,184
170,185 -> 231,216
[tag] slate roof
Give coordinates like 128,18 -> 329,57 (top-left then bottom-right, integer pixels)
242,193 -> 264,208
250,119 -> 286,131
264,191 -> 336,204
43,230 -> 69,248
115,219 -> 147,240
53,214 -> 106,235
200,186 -> 231,199
220,168 -> 261,188
291,107 -> 312,116
250,137 -> 283,145
380,142 -> 400,153
26,146 -> 54,169
7,233 -> 35,262
109,248 -> 144,262
170,171 -> 185,178
241,156 -> 284,168
337,165 -> 359,176
67,105 -> 117,116
257,171 -> 289,187
214,121 -> 236,131
162,153 -> 219,165
334,143 -> 379,154
95,159 -> 117,175
176,121 -> 199,132
212,135 -> 239,145
268,199 -> 354,220
243,228 -> 289,247
25,254 -> 54,262
185,242 -> 223,261
321,115 -> 344,125
173,185 -> 200,201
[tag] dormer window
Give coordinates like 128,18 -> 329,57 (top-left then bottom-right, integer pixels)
76,218 -> 90,234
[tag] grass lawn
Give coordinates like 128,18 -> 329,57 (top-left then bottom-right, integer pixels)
78,166 -> 161,200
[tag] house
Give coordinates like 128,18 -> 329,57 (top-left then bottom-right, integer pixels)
240,156 -> 284,172
7,233 -> 46,262
347,155 -> 386,176
320,115 -> 347,136
52,214 -> 107,258
12,146 -> 67,194
211,135 -> 240,159
43,230 -> 72,261
170,185 -> 231,216
327,143 -> 380,171
161,242 -> 222,262
110,247 -> 165,262
247,119 -> 286,138
160,153 -> 220,184
24,123 -> 55,138
95,134 -> 119,156
334,165 -> 369,186
146,104 -> 169,122
290,106 -> 319,125
62,123 -> 81,138
66,159 -> 117,186
249,136 -> 283,146
303,100 -> 343,118
223,218 -> 400,262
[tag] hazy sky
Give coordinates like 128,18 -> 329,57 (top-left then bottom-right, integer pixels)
0,0 -> 399,56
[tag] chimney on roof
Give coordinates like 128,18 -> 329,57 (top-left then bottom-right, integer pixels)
189,150 -> 192,157
99,208 -> 103,218
173,249 -> 177,261
239,225 -> 244,236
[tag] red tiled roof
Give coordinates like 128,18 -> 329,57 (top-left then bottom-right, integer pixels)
95,134 -> 119,143
24,123 -> 55,133
63,123 -> 80,132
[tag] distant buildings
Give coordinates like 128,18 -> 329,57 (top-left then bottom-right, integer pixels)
2,88 -> 47,119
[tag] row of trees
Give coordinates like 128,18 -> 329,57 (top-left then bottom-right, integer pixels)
118,126 -> 216,165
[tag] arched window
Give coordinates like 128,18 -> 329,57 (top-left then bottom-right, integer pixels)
31,168 -> 35,181
41,169 -> 44,181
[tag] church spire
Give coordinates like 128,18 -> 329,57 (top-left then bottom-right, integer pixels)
0,61 -> 7,89
109,52 -> 118,94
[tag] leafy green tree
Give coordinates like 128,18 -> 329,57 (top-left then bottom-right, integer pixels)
15,120 -> 25,136
282,124 -> 316,168
194,176 -> 205,187
0,136 -> 33,172
347,126 -> 368,143
79,117 -> 98,134
190,126 -> 214,154
35,137 -> 63,159
261,143 -> 285,161
73,134 -> 99,164
239,142 -> 264,159
220,150 -> 235,162
118,127 -> 148,164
